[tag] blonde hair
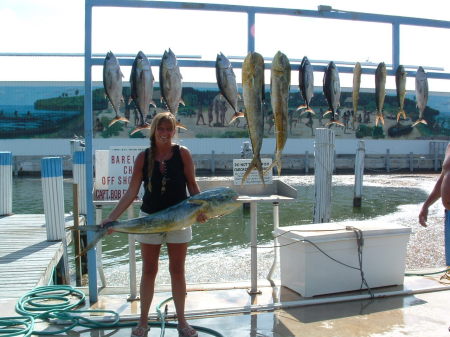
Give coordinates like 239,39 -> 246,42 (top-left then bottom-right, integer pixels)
147,112 -> 177,191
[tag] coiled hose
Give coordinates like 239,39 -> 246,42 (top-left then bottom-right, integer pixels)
1,285 -> 224,337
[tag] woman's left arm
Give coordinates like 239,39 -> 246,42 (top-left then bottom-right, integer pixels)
180,146 -> 201,196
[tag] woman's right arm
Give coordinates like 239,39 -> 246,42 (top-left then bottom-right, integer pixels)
101,151 -> 145,225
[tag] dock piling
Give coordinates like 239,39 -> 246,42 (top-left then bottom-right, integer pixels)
41,157 -> 65,241
353,140 -> 365,207
313,128 -> 335,223
0,152 -> 13,215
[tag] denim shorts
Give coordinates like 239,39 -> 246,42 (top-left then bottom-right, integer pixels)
133,210 -> 192,245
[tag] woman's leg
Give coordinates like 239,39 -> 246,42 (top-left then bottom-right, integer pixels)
138,243 -> 161,328
167,242 -> 190,328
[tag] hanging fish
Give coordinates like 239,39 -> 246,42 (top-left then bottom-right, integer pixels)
323,61 -> 343,127
216,52 -> 239,116
103,51 -> 128,127
297,56 -> 315,115
160,49 -> 184,116
413,66 -> 428,126
129,51 -> 155,135
374,62 -> 386,126
395,65 -> 407,122
241,52 -> 266,184
265,51 -> 290,176
352,62 -> 361,128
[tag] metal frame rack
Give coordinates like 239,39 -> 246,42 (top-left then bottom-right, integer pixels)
84,0 -> 450,302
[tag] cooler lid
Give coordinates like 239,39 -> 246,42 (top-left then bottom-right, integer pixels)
274,220 -> 411,243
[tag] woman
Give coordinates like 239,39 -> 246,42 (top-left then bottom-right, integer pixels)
101,112 -> 204,337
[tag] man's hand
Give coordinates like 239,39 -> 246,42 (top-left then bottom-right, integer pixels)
419,207 -> 428,227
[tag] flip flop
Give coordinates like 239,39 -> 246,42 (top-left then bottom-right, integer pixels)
131,325 -> 150,337
177,325 -> 198,337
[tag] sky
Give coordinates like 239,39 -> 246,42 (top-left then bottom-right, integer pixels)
1,0 -> 450,92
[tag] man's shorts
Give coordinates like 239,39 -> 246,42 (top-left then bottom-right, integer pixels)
133,210 -> 192,245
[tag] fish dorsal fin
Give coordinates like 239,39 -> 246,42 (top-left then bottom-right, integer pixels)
189,199 -> 207,206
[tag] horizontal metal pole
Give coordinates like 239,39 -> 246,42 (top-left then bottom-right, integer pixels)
88,0 -> 450,29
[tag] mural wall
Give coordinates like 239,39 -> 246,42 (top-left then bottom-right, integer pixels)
0,82 -> 449,140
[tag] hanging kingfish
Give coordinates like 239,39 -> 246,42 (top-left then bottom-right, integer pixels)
129,51 -> 155,135
103,51 -> 128,127
374,62 -> 386,126
395,65 -> 407,122
160,49 -> 184,116
323,61 -> 343,127
413,66 -> 428,126
298,56 -> 315,115
352,62 -> 361,128
216,52 -> 239,116
265,51 -> 290,176
241,52 -> 266,184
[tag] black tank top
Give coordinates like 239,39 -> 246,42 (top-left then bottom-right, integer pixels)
141,145 -> 188,214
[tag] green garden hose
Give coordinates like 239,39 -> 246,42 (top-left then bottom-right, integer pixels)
0,285 -> 224,337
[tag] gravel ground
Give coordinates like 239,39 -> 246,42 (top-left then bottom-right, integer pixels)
94,173 -> 447,287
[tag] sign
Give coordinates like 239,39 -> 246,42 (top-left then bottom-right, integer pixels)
233,158 -> 273,185
94,146 -> 147,201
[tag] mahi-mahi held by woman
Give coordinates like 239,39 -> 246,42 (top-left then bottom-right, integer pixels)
70,187 -> 240,256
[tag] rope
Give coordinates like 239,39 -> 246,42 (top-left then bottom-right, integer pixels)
0,285 -> 224,337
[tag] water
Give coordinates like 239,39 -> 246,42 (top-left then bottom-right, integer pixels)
12,176 -> 429,285
0,104 -> 79,131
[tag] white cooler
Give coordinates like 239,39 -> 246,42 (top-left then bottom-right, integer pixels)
274,220 -> 411,297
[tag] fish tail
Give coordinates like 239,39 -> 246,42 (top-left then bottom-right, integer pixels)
325,120 -> 345,128
242,157 -> 265,185
396,110 -> 407,122
130,124 -> 150,135
305,107 -> 315,115
375,113 -> 385,126
264,155 -> 281,176
176,121 -> 187,130
229,111 -> 245,125
412,119 -> 427,127
77,229 -> 106,257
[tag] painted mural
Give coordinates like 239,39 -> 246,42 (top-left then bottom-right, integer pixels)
0,82 -> 449,140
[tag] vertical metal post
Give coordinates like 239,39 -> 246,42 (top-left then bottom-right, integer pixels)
249,201 -> 260,294
386,149 -> 391,173
409,152 -> 414,172
305,151 -> 309,174
247,10 -> 255,53
128,205 -> 138,300
353,140 -> 365,207
211,150 -> 215,174
392,23 -> 400,71
84,0 -> 98,303
266,202 -> 279,284
72,184 -> 82,287
95,205 -> 106,288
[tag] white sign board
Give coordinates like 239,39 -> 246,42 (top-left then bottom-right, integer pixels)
94,146 -> 146,201
233,158 -> 273,185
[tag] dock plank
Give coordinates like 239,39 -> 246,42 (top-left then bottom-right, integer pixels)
0,214 -> 74,299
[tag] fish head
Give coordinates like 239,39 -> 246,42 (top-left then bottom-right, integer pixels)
271,51 -> 290,72
216,52 -> 231,69
191,187 -> 240,219
162,48 -> 177,69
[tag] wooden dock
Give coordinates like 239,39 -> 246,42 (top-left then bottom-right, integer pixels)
0,214 -> 74,299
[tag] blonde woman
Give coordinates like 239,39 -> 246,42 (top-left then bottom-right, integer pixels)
102,112 -> 205,337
